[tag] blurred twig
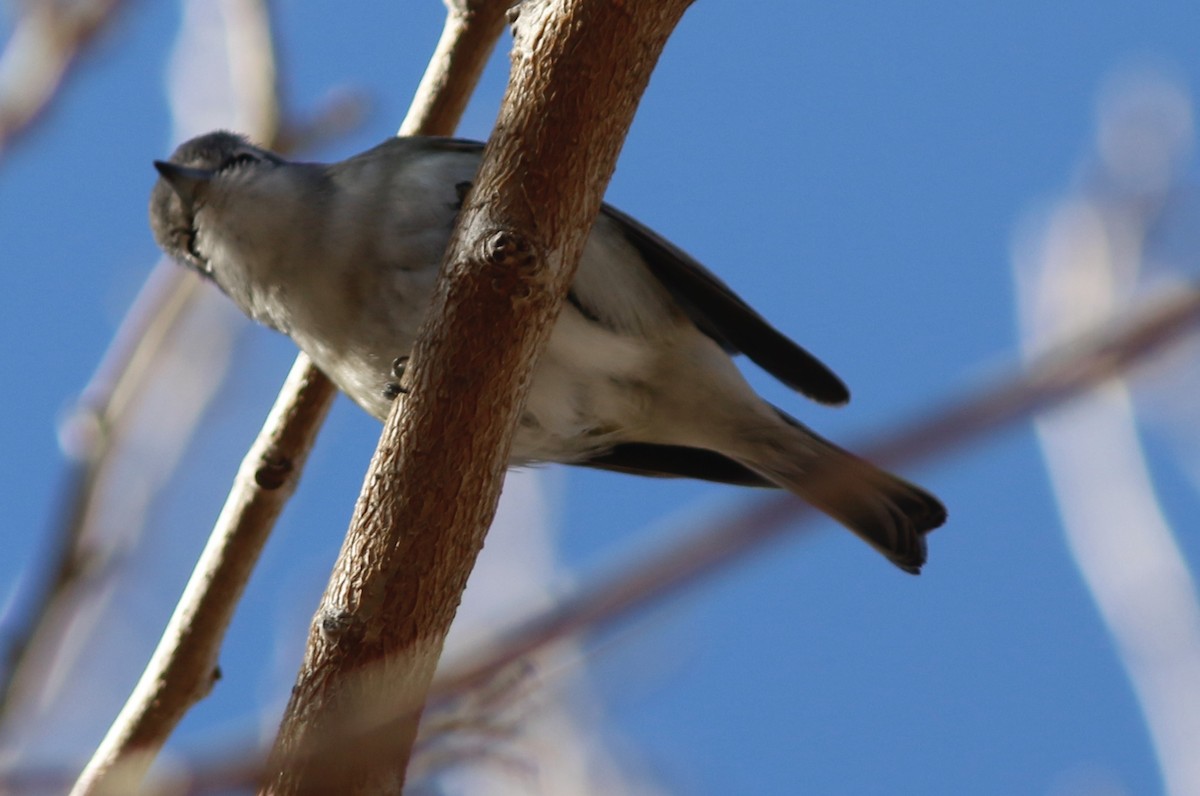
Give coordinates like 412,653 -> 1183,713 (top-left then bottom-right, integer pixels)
0,0 -> 291,750
0,0 -> 130,159
220,0 -> 281,142
0,265 -> 203,721
0,0 -> 171,718
1018,72 -> 1200,796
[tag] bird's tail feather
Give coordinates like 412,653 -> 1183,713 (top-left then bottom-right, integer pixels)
733,414 -> 946,573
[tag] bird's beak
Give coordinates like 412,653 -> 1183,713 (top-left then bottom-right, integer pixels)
153,160 -> 214,212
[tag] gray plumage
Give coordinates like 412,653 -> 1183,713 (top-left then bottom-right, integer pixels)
150,131 -> 946,573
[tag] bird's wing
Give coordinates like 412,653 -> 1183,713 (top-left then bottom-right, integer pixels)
390,136 -> 850,405
574,443 -> 776,487
601,204 -> 850,406
390,136 -> 486,154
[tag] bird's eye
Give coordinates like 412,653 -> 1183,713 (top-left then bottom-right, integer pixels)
221,151 -> 260,171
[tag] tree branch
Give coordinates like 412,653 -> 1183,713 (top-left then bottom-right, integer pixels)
263,1 -> 695,793
400,0 -> 510,137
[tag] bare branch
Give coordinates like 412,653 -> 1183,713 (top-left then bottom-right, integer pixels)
263,1 -> 695,793
400,0 -> 509,137
220,0 -> 282,141
1018,73 -> 1200,796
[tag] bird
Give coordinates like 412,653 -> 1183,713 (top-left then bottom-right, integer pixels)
150,131 -> 946,573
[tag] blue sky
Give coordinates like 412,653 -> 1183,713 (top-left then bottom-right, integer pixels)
3,1 -> 1200,794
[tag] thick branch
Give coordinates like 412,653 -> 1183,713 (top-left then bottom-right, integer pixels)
264,1 -> 695,793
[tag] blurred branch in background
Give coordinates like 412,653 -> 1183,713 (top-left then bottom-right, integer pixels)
1015,69 -> 1200,796
0,0 -> 162,724
0,0 -> 357,780
0,0 -> 129,160
0,265 -> 204,724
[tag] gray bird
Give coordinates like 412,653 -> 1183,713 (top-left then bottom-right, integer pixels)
150,131 -> 946,572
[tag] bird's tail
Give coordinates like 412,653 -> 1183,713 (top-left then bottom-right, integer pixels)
732,411 -> 947,573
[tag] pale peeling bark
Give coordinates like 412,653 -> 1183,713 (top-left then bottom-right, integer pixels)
264,1 -> 695,793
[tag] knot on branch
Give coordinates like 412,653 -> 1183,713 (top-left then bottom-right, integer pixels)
203,665 -> 222,698
318,608 -> 365,647
482,230 -> 536,271
504,2 -> 522,27
254,455 -> 294,489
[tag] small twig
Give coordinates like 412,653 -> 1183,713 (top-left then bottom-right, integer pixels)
0,0 -> 130,159
0,264 -> 202,718
399,0 -> 510,137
